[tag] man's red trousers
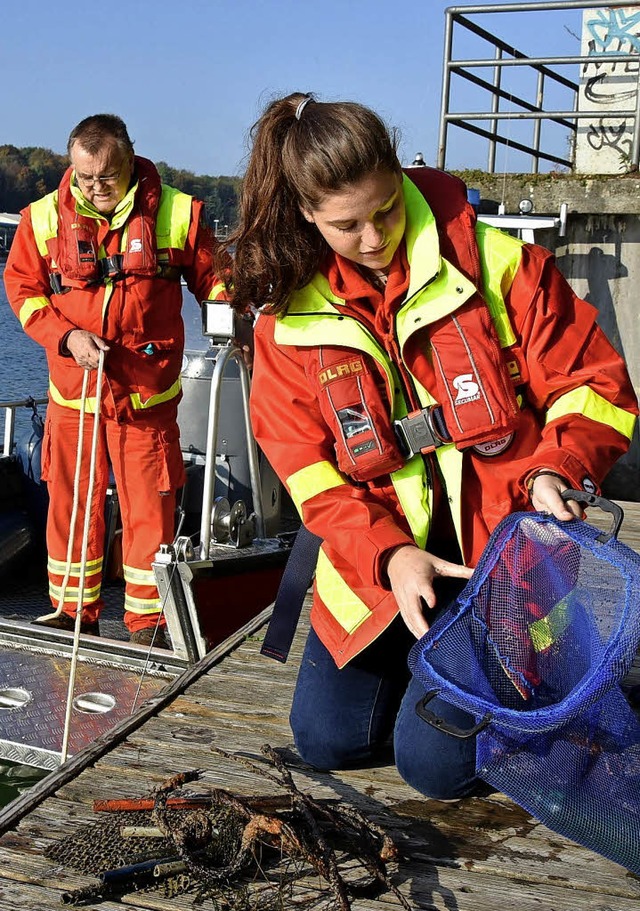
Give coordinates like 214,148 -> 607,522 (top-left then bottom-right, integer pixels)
41,401 -> 185,632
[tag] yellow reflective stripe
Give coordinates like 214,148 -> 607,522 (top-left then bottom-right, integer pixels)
529,593 -> 572,652
546,387 -> 636,440
19,296 -> 50,328
124,594 -> 161,614
277,313 -> 398,419
435,444 -> 464,548
48,556 -> 103,575
390,456 -> 432,549
287,461 -> 346,514
315,548 -> 370,633
49,379 -> 99,413
207,281 -> 227,300
123,564 -> 156,586
475,222 -> 523,348
102,280 -> 114,321
49,582 -> 101,604
402,175 -> 441,297
130,376 -> 182,410
396,258 -> 477,347
156,186 -> 192,250
30,192 -> 59,255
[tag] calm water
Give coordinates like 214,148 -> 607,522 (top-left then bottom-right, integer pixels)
0,261 -> 209,808
0,262 -> 49,806
0,261 -> 49,409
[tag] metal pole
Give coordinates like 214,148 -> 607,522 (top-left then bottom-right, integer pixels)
2,408 -> 14,458
447,2 -> 634,14
532,70 -> 545,174
632,66 -> 640,170
488,46 -> 503,174
437,9 -> 455,169
238,357 -> 266,539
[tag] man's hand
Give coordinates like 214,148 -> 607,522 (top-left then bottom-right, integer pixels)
66,330 -> 110,369
529,472 -> 582,521
386,545 -> 473,639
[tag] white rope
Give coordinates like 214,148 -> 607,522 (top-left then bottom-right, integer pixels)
36,368 -> 90,623
61,350 -> 105,763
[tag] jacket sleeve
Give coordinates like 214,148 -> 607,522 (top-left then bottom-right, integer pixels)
509,244 -> 638,493
250,315 -> 415,589
180,199 -> 229,303
3,207 -> 78,354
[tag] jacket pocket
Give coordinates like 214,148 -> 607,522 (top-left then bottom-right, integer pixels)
40,414 -> 53,484
312,348 -> 405,482
154,425 -> 186,493
129,340 -> 181,407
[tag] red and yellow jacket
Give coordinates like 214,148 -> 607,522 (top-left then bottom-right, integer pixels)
250,168 -> 638,668
4,156 -> 225,422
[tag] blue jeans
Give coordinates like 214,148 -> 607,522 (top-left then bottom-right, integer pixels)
290,611 -> 485,800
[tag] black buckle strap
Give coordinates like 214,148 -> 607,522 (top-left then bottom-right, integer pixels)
98,254 -> 124,280
393,405 -> 451,458
49,273 -> 69,295
49,254 -> 124,294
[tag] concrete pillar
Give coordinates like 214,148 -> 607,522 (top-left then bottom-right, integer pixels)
575,6 -> 640,174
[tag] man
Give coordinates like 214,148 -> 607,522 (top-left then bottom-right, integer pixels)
4,114 -> 227,648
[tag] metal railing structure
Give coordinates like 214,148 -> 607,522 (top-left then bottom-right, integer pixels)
438,1 -> 640,173
1,396 -> 47,458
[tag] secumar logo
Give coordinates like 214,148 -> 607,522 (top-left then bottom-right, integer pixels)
318,358 -> 365,387
452,373 -> 480,405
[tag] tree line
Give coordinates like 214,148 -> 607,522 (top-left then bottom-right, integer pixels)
0,145 -> 241,231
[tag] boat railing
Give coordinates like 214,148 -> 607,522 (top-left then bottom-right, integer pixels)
438,1 -> 640,173
1,396 -> 47,458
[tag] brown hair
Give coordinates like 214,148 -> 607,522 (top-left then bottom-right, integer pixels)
227,92 -> 401,314
67,114 -> 134,158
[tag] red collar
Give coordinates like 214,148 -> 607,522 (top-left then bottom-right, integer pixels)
324,242 -> 410,341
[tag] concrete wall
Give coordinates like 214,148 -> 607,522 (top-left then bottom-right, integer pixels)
463,172 -> 640,501
575,6 -> 640,174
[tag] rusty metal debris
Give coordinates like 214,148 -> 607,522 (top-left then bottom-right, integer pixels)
47,743 -> 410,909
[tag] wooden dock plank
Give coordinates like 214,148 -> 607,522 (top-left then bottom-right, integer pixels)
0,499 -> 639,909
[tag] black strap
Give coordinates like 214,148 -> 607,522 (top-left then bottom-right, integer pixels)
260,525 -> 322,663
393,404 -> 451,458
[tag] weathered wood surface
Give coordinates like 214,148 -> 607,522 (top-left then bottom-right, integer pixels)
1,501 -> 639,910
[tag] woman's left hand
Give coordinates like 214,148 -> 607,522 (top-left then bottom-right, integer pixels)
386,545 -> 473,639
530,472 -> 583,521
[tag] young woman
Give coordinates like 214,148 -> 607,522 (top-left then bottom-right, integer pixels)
227,92 -> 637,798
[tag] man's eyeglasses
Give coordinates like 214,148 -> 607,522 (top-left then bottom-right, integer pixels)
75,160 -> 127,189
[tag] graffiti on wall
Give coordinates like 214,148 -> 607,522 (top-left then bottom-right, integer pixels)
581,7 -> 640,159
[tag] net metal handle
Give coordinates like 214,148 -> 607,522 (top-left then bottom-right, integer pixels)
415,691 -> 492,739
561,489 -> 624,542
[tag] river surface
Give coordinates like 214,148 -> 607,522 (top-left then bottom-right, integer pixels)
0,262 -> 50,806
0,260 -> 208,808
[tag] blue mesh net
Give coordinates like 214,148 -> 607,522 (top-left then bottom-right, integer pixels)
408,510 -> 640,873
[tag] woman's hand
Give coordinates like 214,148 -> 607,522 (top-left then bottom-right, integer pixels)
529,472 -> 583,521
386,545 -> 473,639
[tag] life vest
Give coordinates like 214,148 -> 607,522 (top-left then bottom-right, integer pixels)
53,158 -> 161,284
276,172 -> 526,550
311,289 -> 520,486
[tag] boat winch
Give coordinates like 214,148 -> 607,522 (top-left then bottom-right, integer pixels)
211,496 -> 255,548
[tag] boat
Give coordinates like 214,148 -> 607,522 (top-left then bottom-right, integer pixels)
0,292 -> 297,772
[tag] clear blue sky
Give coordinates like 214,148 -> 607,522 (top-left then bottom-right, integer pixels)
1,0 -> 583,177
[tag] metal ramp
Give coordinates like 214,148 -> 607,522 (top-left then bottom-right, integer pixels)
0,621 -> 184,771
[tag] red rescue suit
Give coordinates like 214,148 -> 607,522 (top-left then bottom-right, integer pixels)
4,158 -> 224,630
250,168 -> 638,667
